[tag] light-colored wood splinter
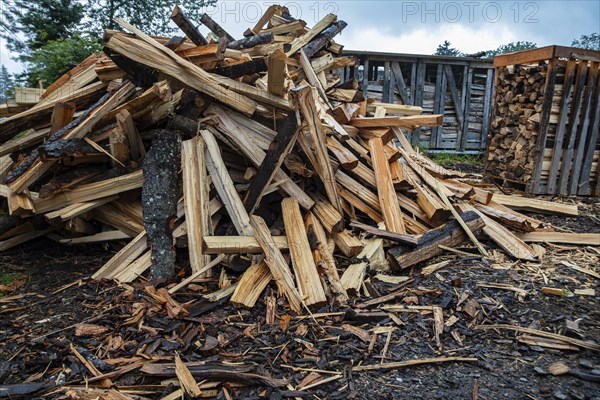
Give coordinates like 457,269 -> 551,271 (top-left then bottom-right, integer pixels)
369,138 -> 406,234
250,215 -> 302,313
282,198 -> 326,307
201,129 -> 254,236
181,136 -> 211,275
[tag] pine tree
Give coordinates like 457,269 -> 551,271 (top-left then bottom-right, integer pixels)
0,0 -> 85,55
86,0 -> 217,36
0,65 -> 15,102
434,41 -> 461,57
572,33 -> 600,50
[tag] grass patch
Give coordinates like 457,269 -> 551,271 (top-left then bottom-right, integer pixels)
0,270 -> 21,286
429,153 -> 484,168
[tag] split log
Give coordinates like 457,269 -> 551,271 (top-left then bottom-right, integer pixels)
203,236 -> 288,254
206,105 -> 314,210
231,261 -> 273,308
341,238 -> 383,295
302,21 -> 347,58
50,102 -> 76,133
171,5 -> 208,46
213,58 -> 268,79
243,111 -> 298,214
181,136 -> 211,274
228,33 -> 273,50
142,130 -> 181,280
304,211 -> 348,305
282,198 -> 326,307
370,138 -> 406,234
200,13 -> 235,42
388,211 -> 485,271
285,13 -> 337,56
201,129 -> 254,236
250,215 -> 302,312
294,86 -> 342,212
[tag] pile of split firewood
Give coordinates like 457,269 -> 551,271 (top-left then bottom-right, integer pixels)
0,5 -> 587,313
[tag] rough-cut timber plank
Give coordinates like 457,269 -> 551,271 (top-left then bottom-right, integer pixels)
181,136 -> 211,274
492,194 -> 578,216
388,211 -> 485,271
294,86 -> 342,212
369,138 -> 406,234
350,115 -> 443,129
304,211 -> 348,305
243,111 -> 298,214
92,231 -> 147,279
203,236 -> 288,254
250,215 -> 302,313
201,129 -> 254,236
142,130 -> 181,280
517,232 -> 600,246
282,198 -> 326,307
349,221 -> 418,246
32,170 -> 143,214
171,5 -> 208,46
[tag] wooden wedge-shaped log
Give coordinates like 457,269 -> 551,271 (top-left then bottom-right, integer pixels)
388,211 -> 485,271
369,138 -> 406,234
201,129 -> 254,236
250,215 -> 302,313
181,136 -> 211,274
282,198 -> 327,307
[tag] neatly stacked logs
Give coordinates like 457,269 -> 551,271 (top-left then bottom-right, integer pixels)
485,63 -> 548,184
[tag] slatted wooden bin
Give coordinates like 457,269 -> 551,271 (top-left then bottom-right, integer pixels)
485,45 -> 600,196
339,51 -> 495,151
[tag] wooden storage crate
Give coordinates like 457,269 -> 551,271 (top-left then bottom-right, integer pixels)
485,45 -> 600,196
340,51 -> 495,151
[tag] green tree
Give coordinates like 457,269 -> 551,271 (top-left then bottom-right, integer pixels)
0,0 -> 84,55
0,65 -> 15,102
485,41 -> 537,57
86,0 -> 217,35
572,33 -> 600,50
20,36 -> 102,87
2,0 -> 218,86
434,40 -> 461,57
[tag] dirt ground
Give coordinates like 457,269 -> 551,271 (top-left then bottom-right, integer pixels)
1,185 -> 599,399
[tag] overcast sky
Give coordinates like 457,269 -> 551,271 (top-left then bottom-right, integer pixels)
1,0 -> 599,75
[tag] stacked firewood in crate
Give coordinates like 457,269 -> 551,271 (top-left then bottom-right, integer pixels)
0,5 -> 584,312
486,63 -> 548,183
